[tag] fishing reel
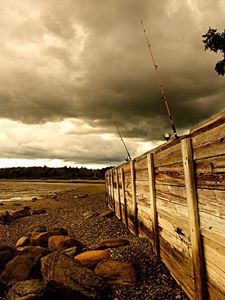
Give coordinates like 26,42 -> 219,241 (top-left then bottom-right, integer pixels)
163,131 -> 172,141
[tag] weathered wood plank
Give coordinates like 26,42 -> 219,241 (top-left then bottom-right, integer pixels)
199,211 -> 225,241
130,160 -> 138,236
134,156 -> 148,171
159,237 -> 195,299
155,163 -> 185,186
182,137 -> 206,300
157,197 -> 189,221
157,210 -> 191,252
192,123 -> 225,160
135,169 -> 149,181
190,110 -> 225,133
110,170 -> 115,212
147,152 -> 160,257
154,143 -> 182,167
156,184 -> 187,206
115,168 -> 122,220
197,188 -> 225,219
120,168 -> 128,228
195,155 -> 225,190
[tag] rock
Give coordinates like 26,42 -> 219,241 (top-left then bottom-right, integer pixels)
0,245 -> 50,287
41,252 -> 104,299
94,260 -> 136,285
83,211 -> 99,219
52,195 -> 58,200
61,246 -> 77,258
17,246 -> 49,264
0,202 -> 4,206
31,228 -> 68,247
11,208 -> 31,220
6,279 -> 45,300
31,197 -> 38,202
0,211 -> 11,225
16,237 -> 30,248
27,225 -> 46,236
13,203 -> 22,206
92,239 -> 130,250
74,250 -> 110,268
31,232 -> 50,247
48,235 -> 84,252
99,209 -> 114,218
32,209 -> 46,215
0,254 -> 35,286
49,227 -> 68,236
0,246 -> 16,271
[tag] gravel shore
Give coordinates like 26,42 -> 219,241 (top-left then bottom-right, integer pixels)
0,188 -> 188,300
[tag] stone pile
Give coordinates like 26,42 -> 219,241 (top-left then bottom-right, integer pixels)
0,224 -> 136,299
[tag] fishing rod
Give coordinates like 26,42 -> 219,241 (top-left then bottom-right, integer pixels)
104,100 -> 132,161
141,20 -> 178,138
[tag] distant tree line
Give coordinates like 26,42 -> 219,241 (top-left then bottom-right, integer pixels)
0,166 -> 112,180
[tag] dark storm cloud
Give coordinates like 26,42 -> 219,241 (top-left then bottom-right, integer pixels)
0,0 -> 224,142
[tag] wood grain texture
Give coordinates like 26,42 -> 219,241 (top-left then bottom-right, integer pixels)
182,138 -> 206,300
130,160 -> 138,236
154,143 -> 182,167
115,168 -> 122,220
192,123 -> 225,160
106,111 -> 225,300
147,153 -> 160,257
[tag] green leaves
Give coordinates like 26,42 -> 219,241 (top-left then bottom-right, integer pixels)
202,27 -> 225,76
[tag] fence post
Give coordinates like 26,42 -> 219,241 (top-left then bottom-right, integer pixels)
130,160 -> 138,236
181,137 -> 206,300
147,152 -> 160,257
105,172 -> 109,205
116,168 -> 122,220
110,170 -> 115,213
121,168 -> 128,228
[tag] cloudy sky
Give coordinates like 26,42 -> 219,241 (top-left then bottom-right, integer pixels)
0,0 -> 224,168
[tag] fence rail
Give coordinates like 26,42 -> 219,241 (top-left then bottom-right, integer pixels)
105,110 -> 225,300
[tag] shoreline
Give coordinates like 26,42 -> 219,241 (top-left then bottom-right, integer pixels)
0,187 -> 188,299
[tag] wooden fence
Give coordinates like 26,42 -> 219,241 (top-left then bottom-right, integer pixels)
105,111 -> 225,300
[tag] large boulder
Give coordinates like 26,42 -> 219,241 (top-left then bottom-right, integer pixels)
0,246 -> 16,272
6,279 -> 45,300
92,239 -> 130,250
94,260 -> 136,285
0,254 -> 35,286
31,232 -> 51,247
17,246 -> 49,264
48,235 -> 84,252
41,252 -> 104,299
0,247 -> 49,286
74,250 -> 110,268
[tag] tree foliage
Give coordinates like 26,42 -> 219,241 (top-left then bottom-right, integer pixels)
202,27 -> 225,76
0,166 -> 112,180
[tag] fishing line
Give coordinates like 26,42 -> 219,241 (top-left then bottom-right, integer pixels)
104,100 -> 132,161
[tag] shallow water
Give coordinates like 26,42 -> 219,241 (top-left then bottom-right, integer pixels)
0,180 -> 84,202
